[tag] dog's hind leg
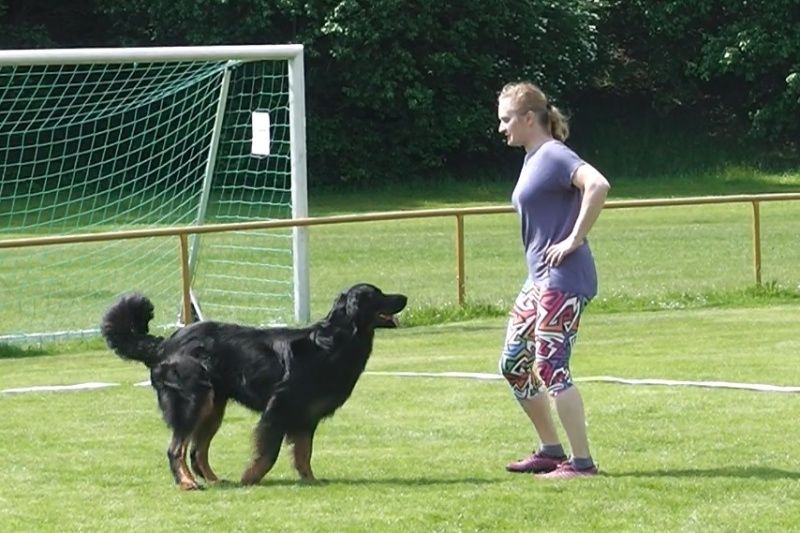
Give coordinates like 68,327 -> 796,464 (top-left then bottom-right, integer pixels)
287,427 -> 317,482
167,433 -> 201,490
190,397 -> 227,483
153,356 -> 212,490
240,414 -> 285,486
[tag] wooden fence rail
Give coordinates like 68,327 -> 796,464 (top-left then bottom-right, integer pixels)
2,193 -> 799,323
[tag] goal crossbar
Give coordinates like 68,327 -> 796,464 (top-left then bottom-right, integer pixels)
0,45 -> 305,66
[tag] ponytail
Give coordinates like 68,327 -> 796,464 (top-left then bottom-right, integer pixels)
546,105 -> 569,142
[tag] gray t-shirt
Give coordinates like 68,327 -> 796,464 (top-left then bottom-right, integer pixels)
511,140 -> 598,298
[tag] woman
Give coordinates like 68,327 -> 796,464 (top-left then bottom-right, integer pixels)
497,81 -> 610,479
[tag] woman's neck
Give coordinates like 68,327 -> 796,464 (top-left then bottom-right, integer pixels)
525,132 -> 554,153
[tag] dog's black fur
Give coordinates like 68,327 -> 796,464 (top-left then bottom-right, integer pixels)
101,283 -> 407,489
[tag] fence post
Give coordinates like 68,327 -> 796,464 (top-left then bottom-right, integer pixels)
178,234 -> 193,325
751,201 -> 762,285
455,215 -> 465,306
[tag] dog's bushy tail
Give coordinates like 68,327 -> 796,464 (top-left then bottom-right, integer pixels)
101,293 -> 164,368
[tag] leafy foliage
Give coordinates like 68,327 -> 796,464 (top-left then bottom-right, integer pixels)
0,0 -> 52,47
0,0 -> 108,47
1,1 -> 798,184
92,0 -> 601,184
599,0 -> 800,143
312,0 -> 600,183
94,0 -> 318,46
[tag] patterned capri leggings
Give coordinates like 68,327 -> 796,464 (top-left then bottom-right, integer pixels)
499,279 -> 589,399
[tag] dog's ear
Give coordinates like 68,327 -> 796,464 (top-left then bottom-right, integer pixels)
326,291 -> 349,322
182,338 -> 214,361
346,287 -> 373,319
346,292 -> 360,318
311,323 -> 354,351
311,327 -> 336,350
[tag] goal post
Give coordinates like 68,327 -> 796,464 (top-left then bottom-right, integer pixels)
0,45 -> 310,341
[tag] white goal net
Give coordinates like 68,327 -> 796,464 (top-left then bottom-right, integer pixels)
0,45 -> 309,342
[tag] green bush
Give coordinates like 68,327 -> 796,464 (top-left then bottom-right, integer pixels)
599,0 -> 800,145
4,1 -> 797,186
311,0 -> 601,184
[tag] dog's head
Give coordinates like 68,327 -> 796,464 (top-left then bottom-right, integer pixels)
328,283 -> 408,330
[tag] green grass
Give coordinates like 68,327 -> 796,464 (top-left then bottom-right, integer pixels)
2,304 -> 800,531
313,165 -> 800,213
1,167 -> 799,337
2,167 -> 799,528
2,109 -> 799,529
306,197 -> 800,317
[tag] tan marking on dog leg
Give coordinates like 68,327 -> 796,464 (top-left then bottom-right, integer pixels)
289,431 -> 316,482
169,436 -> 200,490
178,440 -> 201,490
241,457 -> 270,486
240,420 -> 284,486
190,394 -> 225,483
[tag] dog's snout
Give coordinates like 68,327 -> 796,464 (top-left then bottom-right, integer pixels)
388,294 -> 408,312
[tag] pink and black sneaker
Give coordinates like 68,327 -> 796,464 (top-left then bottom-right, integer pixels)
506,451 -> 567,474
536,461 -> 599,479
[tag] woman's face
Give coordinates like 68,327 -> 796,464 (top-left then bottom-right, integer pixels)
497,97 -> 532,148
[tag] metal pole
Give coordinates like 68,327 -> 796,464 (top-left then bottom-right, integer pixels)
187,64 -> 233,281
179,234 -> 193,325
0,44 -> 305,66
456,215 -> 465,306
289,49 -> 310,323
752,201 -> 762,285
5,193 -> 800,251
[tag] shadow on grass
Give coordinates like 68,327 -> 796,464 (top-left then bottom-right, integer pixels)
0,338 -> 107,359
408,324 -> 502,335
605,466 -> 800,480
206,477 -> 498,490
0,343 -> 50,359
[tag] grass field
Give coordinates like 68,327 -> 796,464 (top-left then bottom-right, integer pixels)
2,304 -> 800,531
1,168 -> 800,336
1,167 -> 800,530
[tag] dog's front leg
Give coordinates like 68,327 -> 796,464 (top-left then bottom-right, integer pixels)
241,414 -> 284,486
288,428 -> 317,482
190,398 -> 227,483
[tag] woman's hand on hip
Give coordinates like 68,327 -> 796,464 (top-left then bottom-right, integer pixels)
545,236 -> 584,267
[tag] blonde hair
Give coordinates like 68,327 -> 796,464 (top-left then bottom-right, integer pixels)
498,81 -> 569,141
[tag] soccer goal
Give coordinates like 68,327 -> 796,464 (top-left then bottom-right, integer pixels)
0,45 -> 309,341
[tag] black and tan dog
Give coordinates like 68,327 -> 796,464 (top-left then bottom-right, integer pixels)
101,283 -> 407,489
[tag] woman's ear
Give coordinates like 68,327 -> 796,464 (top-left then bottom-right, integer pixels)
525,109 -> 538,127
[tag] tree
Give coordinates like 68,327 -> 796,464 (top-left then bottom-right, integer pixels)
0,0 -> 52,47
599,0 -> 800,145
93,0 -> 603,184
313,0 -> 601,183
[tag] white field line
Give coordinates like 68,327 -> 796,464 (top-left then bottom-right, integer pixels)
4,373 -> 800,395
1,382 -> 119,394
365,372 -> 800,393
578,375 -> 800,393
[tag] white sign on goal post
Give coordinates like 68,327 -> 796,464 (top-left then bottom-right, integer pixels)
251,111 -> 272,156
0,44 -> 310,341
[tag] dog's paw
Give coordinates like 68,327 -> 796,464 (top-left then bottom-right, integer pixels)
240,470 -> 263,486
178,480 -> 203,491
